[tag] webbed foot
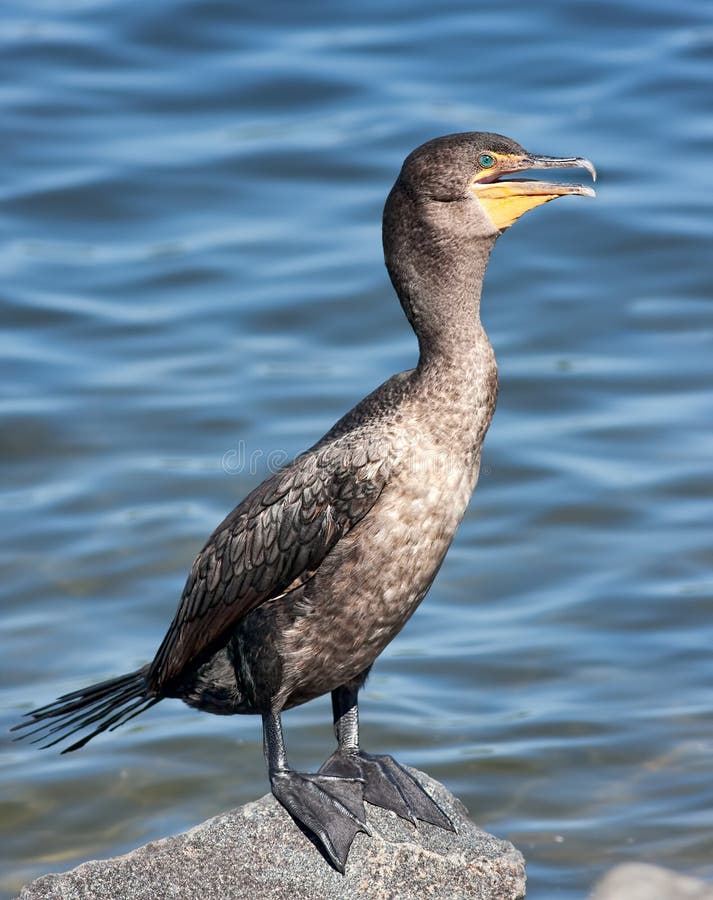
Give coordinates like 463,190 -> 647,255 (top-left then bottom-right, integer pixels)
320,750 -> 455,832
270,770 -> 369,873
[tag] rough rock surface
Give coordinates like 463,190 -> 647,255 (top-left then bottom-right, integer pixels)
592,863 -> 713,900
16,768 -> 525,900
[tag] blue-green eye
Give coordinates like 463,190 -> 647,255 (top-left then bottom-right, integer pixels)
479,153 -> 495,168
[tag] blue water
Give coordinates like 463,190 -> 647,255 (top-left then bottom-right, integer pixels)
2,1 -> 713,896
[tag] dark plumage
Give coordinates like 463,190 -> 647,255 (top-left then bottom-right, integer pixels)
13,132 -> 595,872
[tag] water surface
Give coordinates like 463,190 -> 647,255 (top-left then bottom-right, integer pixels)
2,1 -> 713,896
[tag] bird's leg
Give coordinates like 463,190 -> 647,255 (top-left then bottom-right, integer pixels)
320,684 -> 455,833
262,710 -> 368,873
332,681 -> 360,752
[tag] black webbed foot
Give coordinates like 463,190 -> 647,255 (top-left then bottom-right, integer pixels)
320,749 -> 455,833
270,770 -> 369,873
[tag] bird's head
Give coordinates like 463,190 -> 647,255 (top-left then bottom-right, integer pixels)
395,131 -> 596,234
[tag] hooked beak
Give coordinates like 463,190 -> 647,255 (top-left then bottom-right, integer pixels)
470,152 -> 597,231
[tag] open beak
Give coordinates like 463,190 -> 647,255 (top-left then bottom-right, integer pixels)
470,153 -> 597,231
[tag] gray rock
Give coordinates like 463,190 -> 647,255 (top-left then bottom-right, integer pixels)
592,863 -> 713,900
16,768 -> 525,900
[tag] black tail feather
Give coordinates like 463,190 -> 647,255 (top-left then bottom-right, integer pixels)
29,687 -> 143,746
11,666 -> 158,752
23,682 -> 142,741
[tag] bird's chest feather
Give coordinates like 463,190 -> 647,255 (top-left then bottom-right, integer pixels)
274,438 -> 481,707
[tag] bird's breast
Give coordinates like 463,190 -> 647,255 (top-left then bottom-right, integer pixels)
274,433 -> 483,709
274,354 -> 498,709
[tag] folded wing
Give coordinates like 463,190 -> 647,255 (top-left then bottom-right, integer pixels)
148,442 -> 386,692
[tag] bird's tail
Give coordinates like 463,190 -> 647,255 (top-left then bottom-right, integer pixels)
11,666 -> 158,753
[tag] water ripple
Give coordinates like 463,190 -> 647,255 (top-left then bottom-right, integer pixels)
2,0 -> 713,897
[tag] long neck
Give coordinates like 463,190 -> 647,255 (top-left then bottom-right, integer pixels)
383,181 -> 497,372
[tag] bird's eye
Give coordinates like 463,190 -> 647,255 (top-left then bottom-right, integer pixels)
479,153 -> 495,168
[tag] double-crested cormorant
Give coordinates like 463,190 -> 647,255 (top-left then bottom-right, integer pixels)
14,132 -> 595,872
